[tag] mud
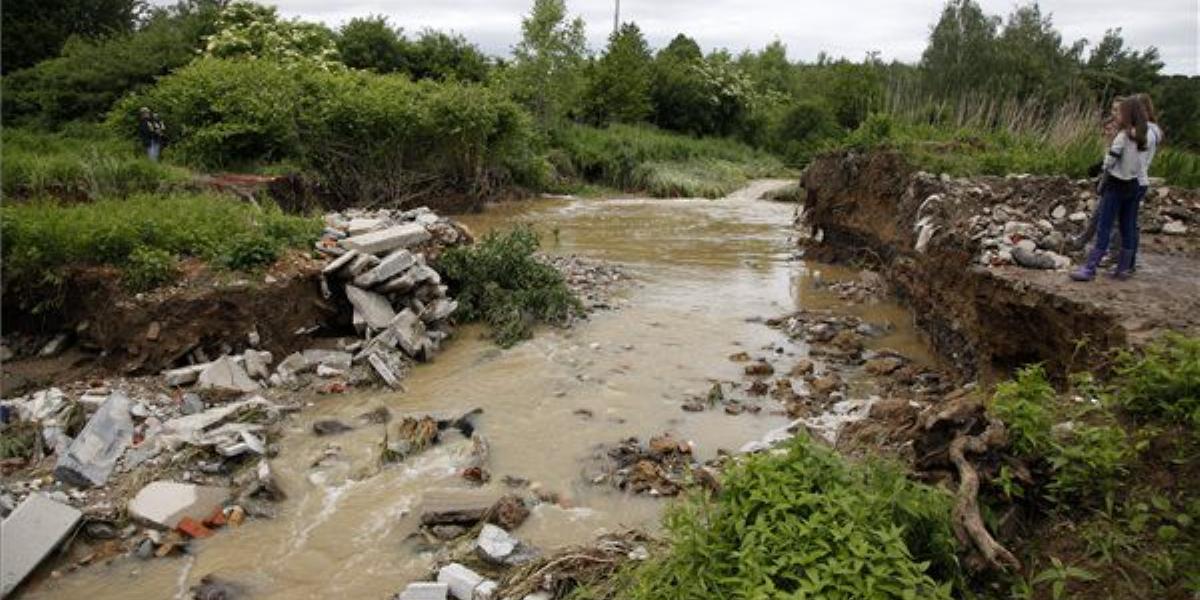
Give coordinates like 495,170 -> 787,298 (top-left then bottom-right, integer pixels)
800,150 -> 1200,379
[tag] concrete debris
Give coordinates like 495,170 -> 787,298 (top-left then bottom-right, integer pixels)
419,489 -> 496,527
355,249 -> 417,288
302,349 -> 353,371
585,434 -> 700,496
243,349 -> 273,380
0,493 -> 82,597
346,285 -> 398,331
398,582 -> 450,600
127,481 -> 229,529
437,563 -> 493,600
54,392 -> 134,487
341,223 -> 432,255
197,356 -> 260,393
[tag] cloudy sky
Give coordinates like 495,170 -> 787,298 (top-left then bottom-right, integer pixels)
203,0 -> 1199,74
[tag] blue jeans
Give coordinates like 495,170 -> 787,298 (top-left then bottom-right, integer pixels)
147,139 -> 162,162
1094,177 -> 1139,258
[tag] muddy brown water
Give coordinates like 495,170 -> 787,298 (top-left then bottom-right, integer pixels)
29,181 -> 934,599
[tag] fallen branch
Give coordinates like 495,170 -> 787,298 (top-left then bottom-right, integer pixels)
949,416 -> 1022,572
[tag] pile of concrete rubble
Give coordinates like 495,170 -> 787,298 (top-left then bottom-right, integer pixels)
905,173 -> 1199,271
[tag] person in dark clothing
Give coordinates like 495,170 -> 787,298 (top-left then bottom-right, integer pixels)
137,107 -> 164,161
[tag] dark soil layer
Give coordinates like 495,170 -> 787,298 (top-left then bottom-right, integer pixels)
800,150 -> 1200,380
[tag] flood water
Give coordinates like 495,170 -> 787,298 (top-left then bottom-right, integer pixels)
30,181 -> 934,599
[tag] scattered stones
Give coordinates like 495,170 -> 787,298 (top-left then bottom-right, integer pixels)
789,359 -> 815,376
586,434 -> 699,496
128,481 -> 229,529
483,494 -> 530,531
398,582 -> 451,600
0,493 -> 82,597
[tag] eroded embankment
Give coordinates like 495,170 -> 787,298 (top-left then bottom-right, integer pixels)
799,150 -> 1200,379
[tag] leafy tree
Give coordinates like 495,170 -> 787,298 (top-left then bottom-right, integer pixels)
1153,76 -> 1200,150
506,0 -> 588,127
737,40 -> 794,96
649,34 -> 710,134
1082,29 -> 1164,101
337,16 -> 404,73
403,30 -> 490,82
583,22 -> 653,124
1,0 -> 140,73
1,1 -> 219,126
920,0 -> 999,97
991,4 -> 1084,102
203,1 -> 340,69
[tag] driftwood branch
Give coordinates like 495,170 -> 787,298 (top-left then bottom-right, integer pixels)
948,416 -> 1022,572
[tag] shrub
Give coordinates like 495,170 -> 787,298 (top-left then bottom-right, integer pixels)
123,247 -> 179,292
112,58 -> 540,202
221,235 -> 280,270
627,436 -> 962,599
437,226 -> 579,347
1114,334 -> 1200,431
990,364 -> 1056,457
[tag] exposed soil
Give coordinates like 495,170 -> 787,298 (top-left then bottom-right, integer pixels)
799,150 -> 1200,380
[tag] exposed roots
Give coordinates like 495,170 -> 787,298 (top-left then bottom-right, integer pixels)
949,417 -> 1022,573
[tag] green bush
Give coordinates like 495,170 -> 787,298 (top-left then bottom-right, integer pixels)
626,436 -> 961,599
1114,334 -> 1200,431
990,365 -> 1057,457
1,192 -> 321,305
221,234 -> 281,271
551,123 -> 783,197
0,125 -> 190,199
437,226 -> 579,347
123,247 -> 179,292
111,58 -> 540,201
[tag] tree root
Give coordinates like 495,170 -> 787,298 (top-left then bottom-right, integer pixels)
949,416 -> 1022,572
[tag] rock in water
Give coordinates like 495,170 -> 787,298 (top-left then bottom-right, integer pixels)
54,392 -> 134,487
128,481 -> 230,529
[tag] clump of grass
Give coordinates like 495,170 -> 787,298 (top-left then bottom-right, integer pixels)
1114,333 -> 1200,431
624,436 -> 962,599
551,123 -> 786,198
437,225 -> 580,347
1,192 -> 321,308
1,124 -> 191,200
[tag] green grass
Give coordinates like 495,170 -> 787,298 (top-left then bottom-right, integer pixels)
1,192 -> 321,304
551,123 -> 787,198
619,436 -> 962,599
1,124 -> 191,200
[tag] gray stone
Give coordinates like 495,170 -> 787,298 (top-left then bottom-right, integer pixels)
341,224 -> 432,255
367,351 -> 402,389
54,392 -> 134,487
345,285 -> 396,330
38,333 -> 70,357
411,264 -> 442,285
197,355 -> 260,393
181,393 -> 204,415
475,524 -> 518,565
322,249 -> 360,276
437,563 -> 484,600
474,580 -> 498,600
378,270 -> 420,294
163,363 -> 208,387
346,218 -> 384,236
1015,239 -> 1037,253
243,349 -> 273,380
1051,205 -> 1067,220
353,249 -> 416,288
421,299 -> 458,324
344,253 -> 379,278
0,493 -> 82,597
302,349 -> 353,371
1011,247 -> 1056,270
277,352 -> 311,375
420,490 -> 496,526
127,481 -> 229,529
1068,211 -> 1088,222
389,310 -> 427,357
1163,220 -> 1188,235
399,582 -> 449,600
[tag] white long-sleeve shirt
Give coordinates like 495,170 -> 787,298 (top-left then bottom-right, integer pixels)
1137,123 -> 1161,186
1103,130 -> 1141,182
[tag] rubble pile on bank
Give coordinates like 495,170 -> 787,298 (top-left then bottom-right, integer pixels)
903,172 -> 1200,271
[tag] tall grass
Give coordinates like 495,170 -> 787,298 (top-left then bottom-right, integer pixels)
1,124 -> 191,200
1,193 -> 320,303
551,123 -> 786,198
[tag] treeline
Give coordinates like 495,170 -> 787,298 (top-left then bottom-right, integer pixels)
3,0 -> 1199,202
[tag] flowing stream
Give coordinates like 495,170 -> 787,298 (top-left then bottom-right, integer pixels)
30,181 -> 934,599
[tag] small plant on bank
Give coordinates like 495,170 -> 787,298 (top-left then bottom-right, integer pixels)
1113,333 -> 1200,431
624,436 -> 963,599
437,225 -> 580,347
990,364 -> 1056,457
122,247 -> 180,292
221,234 -> 281,270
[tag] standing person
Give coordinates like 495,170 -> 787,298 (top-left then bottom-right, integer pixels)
137,107 -> 163,161
1127,93 -> 1162,273
1070,98 -> 1150,282
1073,97 -> 1124,250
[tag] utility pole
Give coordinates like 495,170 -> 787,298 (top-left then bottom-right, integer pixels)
613,0 -> 620,35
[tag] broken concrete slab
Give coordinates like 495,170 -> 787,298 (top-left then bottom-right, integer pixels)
419,489 -> 496,526
54,392 -> 134,487
398,582 -> 450,600
475,524 -> 518,565
243,349 -> 273,380
163,363 -> 209,387
346,218 -> 385,236
378,270 -> 420,294
437,563 -> 485,600
345,253 -> 380,278
341,223 -> 432,255
302,349 -> 353,371
421,299 -> 458,324
197,355 -> 260,393
345,285 -> 397,330
276,352 -> 312,375
354,249 -> 417,288
367,350 -> 403,389
388,309 -> 428,357
0,493 -> 82,597
127,481 -> 229,529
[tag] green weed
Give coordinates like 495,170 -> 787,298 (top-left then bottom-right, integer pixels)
1113,333 -> 1200,431
122,247 -> 180,292
437,226 -> 580,347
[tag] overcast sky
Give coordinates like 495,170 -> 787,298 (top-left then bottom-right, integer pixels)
195,0 -> 1199,74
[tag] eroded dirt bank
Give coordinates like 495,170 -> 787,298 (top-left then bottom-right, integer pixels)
799,150 -> 1200,379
